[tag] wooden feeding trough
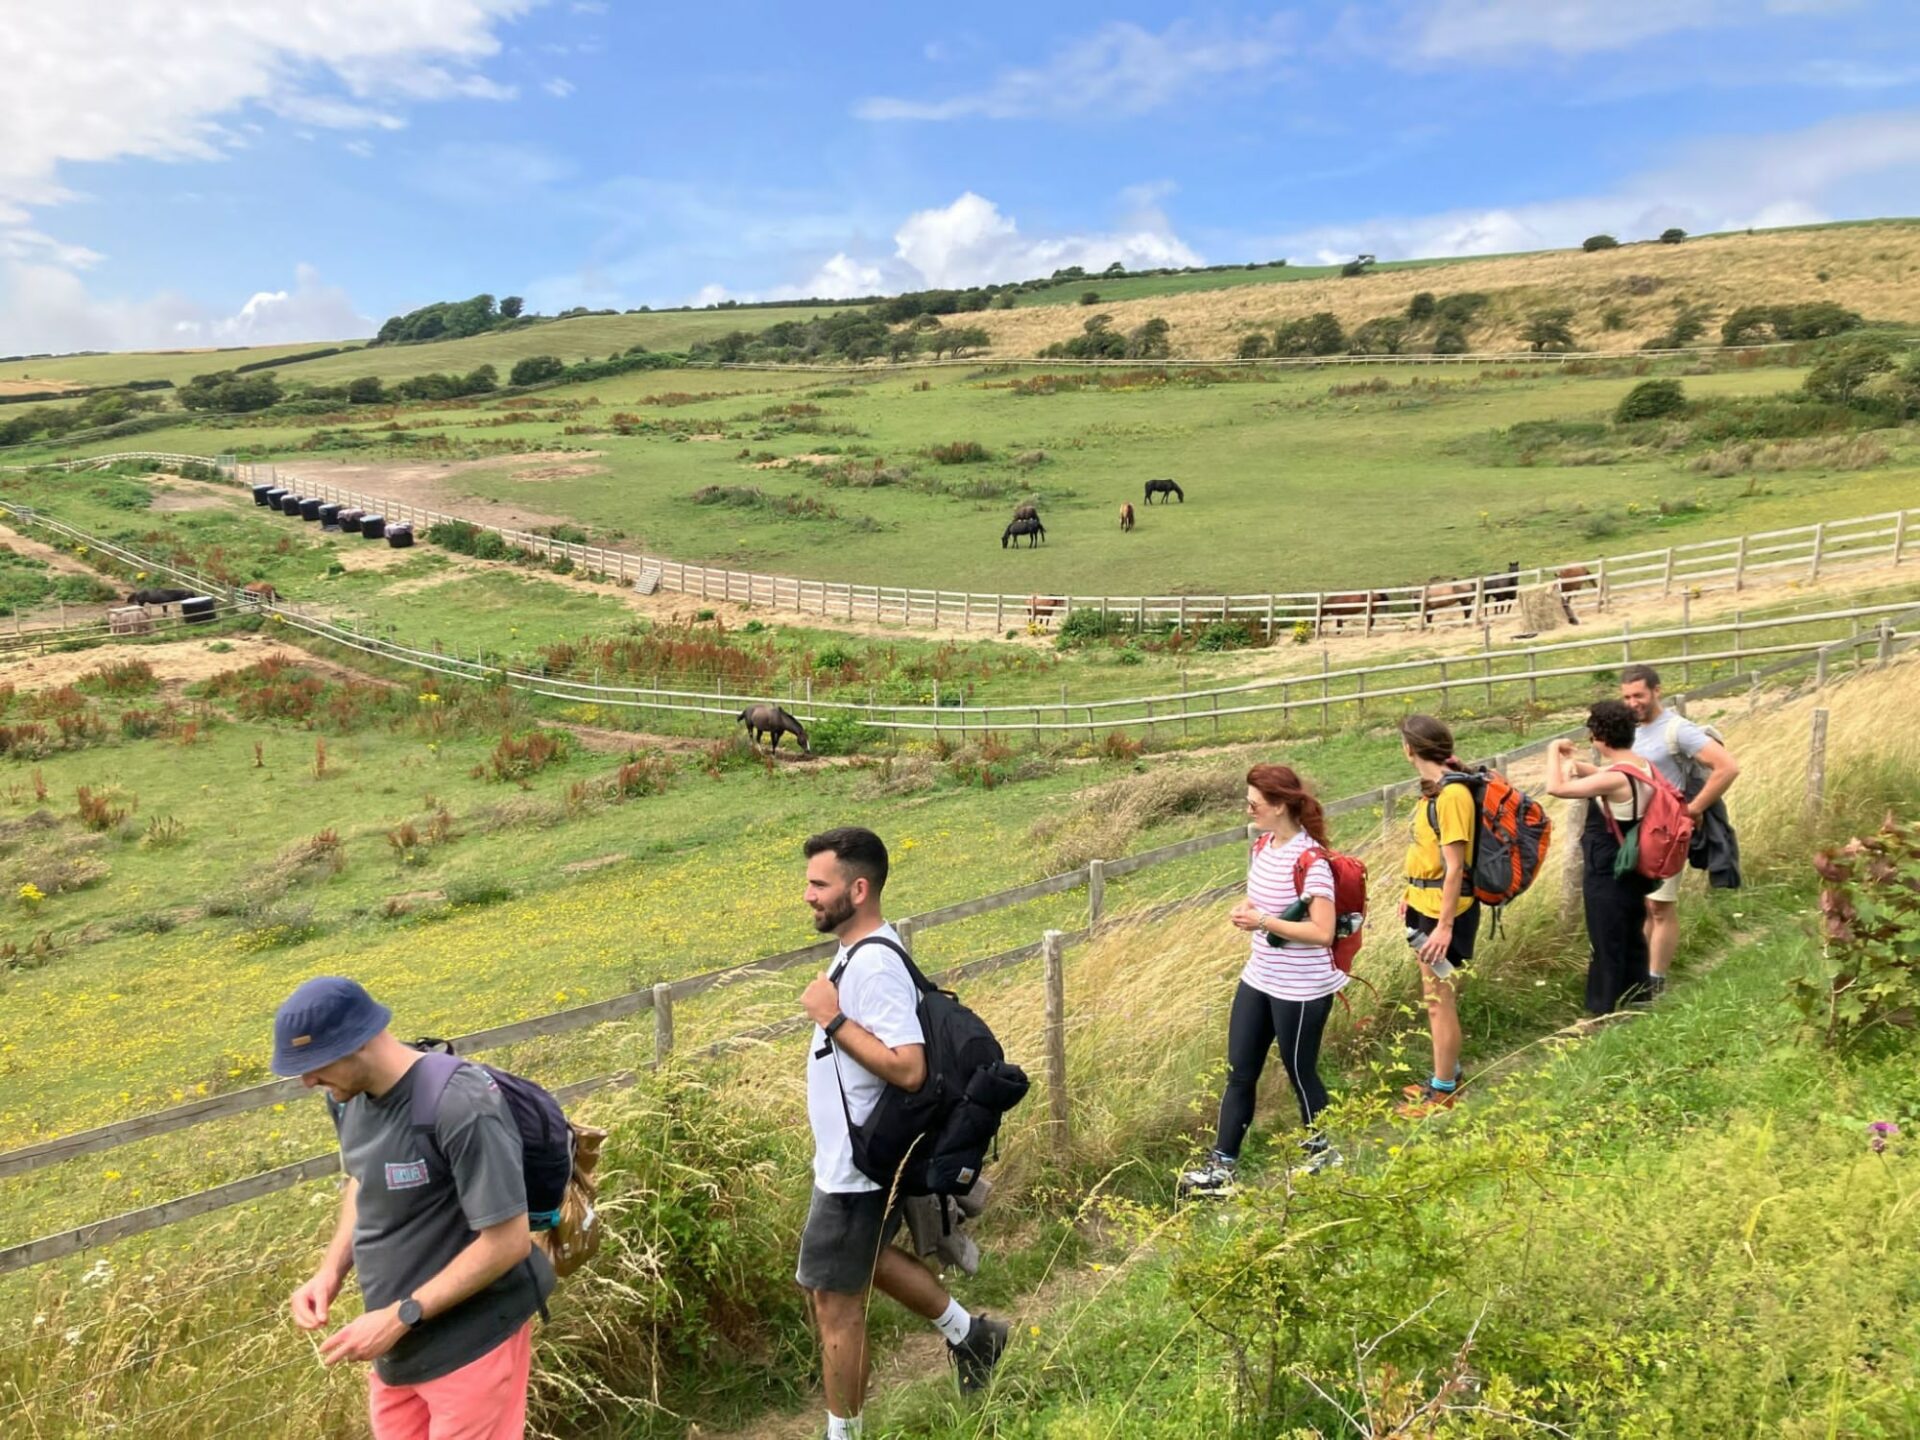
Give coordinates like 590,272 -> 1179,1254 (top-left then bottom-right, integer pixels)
386,522 -> 415,549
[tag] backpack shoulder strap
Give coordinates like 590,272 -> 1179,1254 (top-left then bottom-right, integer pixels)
407,1050 -> 465,1136
1425,772 -> 1476,843
1290,843 -> 1331,895
845,932 -> 937,996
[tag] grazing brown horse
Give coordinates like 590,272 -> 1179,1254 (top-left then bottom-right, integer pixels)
738,703 -> 810,754
1119,502 -> 1135,532
1011,502 -> 1040,523
1422,577 -> 1477,624
1323,591 -> 1389,631
241,581 -> 281,604
1026,594 -> 1065,627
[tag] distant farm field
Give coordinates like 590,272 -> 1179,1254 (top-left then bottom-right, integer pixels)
30,354 -> 1917,596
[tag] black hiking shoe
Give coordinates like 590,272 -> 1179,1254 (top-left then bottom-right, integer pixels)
950,1312 -> 1010,1394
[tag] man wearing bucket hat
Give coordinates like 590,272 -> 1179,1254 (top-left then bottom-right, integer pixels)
274,977 -> 553,1440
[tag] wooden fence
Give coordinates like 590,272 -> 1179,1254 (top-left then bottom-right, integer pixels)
4,602 -> 1915,1278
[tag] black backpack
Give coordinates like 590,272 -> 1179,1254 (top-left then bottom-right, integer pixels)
408,1043 -> 575,1225
822,935 -> 1029,1196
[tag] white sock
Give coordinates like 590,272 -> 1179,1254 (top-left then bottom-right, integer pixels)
827,1411 -> 863,1440
933,1297 -> 973,1346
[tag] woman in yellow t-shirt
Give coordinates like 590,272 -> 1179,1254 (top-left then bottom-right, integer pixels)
1397,714 -> 1479,1117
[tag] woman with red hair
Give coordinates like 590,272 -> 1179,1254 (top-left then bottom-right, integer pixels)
1179,764 -> 1344,1196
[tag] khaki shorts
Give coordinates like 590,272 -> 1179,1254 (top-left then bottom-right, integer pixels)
1648,871 -> 1681,904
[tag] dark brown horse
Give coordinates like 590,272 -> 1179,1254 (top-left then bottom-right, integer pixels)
1026,594 -> 1065,627
1143,478 -> 1183,504
1119,502 -> 1135,532
1002,516 -> 1046,548
1554,564 -> 1594,625
738,703 -> 810,754
1323,591 -> 1389,631
126,587 -> 194,612
1011,502 -> 1040,523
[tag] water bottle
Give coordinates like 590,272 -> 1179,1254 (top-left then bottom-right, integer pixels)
1407,924 -> 1454,979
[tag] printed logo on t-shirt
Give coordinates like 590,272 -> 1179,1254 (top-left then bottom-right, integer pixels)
384,1158 -> 431,1190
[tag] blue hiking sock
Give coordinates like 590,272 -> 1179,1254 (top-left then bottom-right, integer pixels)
1428,1075 -> 1458,1092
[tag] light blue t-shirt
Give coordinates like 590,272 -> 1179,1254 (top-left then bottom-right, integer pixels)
1632,710 -> 1711,790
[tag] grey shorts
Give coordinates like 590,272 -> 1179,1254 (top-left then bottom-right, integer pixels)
1647,871 -> 1682,904
795,1186 -> 904,1295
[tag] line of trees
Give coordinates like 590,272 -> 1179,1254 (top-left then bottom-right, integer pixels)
688,312 -> 991,364
373,293 -> 527,346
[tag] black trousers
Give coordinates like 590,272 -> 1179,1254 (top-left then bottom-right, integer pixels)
1213,981 -> 1334,1160
1581,830 -> 1653,1014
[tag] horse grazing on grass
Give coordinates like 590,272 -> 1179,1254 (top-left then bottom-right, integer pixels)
1011,502 -> 1040,523
1323,591 -> 1389,632
1143,478 -> 1184,505
1027,595 -> 1065,627
1119,502 -> 1135,532
1002,516 -> 1046,548
126,587 -> 194,612
1422,577 -> 1477,625
738,703 -> 810,755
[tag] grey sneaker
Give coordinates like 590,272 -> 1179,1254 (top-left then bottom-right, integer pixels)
950,1312 -> 1009,1394
1177,1159 -> 1238,1198
1291,1141 -> 1344,1178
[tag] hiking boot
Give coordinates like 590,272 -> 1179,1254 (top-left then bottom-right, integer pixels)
949,1312 -> 1009,1394
1291,1139 -> 1345,1177
1176,1159 -> 1238,1199
1394,1083 -> 1458,1120
1646,975 -> 1668,1000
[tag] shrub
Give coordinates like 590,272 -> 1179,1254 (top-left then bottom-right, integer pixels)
1600,306 -> 1628,332
1080,290 -> 1101,305
1583,233 -> 1619,251
483,730 -> 568,783
1522,308 -> 1576,352
1793,817 -> 1920,1046
1659,227 -> 1687,243
1406,291 -> 1436,322
1055,608 -> 1133,649
928,440 -> 990,464
1431,325 -> 1469,355
1274,312 -> 1346,357
508,355 -> 565,386
1803,339 -> 1896,405
806,711 -> 881,756
1615,378 -> 1687,423
1235,332 -> 1271,359
612,753 -> 674,798
1190,621 -> 1254,652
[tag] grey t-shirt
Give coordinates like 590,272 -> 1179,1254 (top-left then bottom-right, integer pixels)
331,1061 -> 555,1385
1632,710 -> 1712,791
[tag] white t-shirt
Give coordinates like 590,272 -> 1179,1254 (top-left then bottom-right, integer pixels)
1633,709 -> 1712,791
806,923 -> 926,1194
1240,831 -> 1345,1002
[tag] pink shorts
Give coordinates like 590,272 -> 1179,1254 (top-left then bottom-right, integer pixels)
368,1322 -> 533,1440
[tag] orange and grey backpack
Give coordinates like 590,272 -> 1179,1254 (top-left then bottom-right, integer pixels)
1422,766 -> 1553,911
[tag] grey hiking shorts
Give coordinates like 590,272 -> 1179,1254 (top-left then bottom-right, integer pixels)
795,1186 -> 905,1295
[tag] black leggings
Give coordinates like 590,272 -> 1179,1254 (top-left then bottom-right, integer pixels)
1212,981 -> 1334,1160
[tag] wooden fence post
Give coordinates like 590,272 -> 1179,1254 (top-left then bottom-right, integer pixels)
1734,534 -> 1748,591
652,983 -> 674,1063
1809,522 -> 1826,581
1878,621 -> 1893,666
1560,797 -> 1585,921
1321,650 -> 1331,729
1662,547 -> 1675,595
1043,930 -> 1070,1163
1805,708 -> 1829,826
895,917 -> 917,952
1380,785 -> 1395,844
1087,860 -> 1106,929
1894,509 -> 1909,567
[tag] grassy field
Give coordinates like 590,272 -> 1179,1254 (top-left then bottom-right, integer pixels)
2,654 -> 1913,1438
23,351 -> 1918,596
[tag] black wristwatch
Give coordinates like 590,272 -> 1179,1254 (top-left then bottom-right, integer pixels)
823,1013 -> 849,1039
397,1297 -> 423,1328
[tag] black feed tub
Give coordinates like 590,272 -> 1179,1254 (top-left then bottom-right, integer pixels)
386,523 -> 415,549
318,503 -> 342,529
180,595 -> 217,624
360,514 -> 387,539
278,493 -> 304,515
251,484 -> 274,506
299,498 -> 323,522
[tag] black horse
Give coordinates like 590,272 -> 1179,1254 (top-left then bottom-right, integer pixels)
126,587 -> 194,611
738,703 -> 811,754
1002,516 -> 1046,548
1144,478 -> 1184,504
1483,561 -> 1520,616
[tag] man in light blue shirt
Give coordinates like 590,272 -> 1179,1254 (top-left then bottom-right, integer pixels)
1620,664 -> 1742,996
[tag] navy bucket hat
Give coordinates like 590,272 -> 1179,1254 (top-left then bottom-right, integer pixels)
272,976 -> 391,1076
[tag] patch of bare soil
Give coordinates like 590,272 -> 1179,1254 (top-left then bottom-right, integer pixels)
509,461 -> 610,482
269,453 -> 602,533
0,634 -> 313,694
561,852 -> 628,874
146,490 -> 232,512
751,452 -> 839,470
0,378 -> 84,396
0,521 -> 116,583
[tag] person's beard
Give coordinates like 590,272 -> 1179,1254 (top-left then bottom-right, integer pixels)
811,891 -> 855,934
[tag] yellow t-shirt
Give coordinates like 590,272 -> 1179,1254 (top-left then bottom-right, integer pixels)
1405,783 -> 1476,919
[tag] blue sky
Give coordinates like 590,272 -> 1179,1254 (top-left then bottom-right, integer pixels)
3,0 -> 1918,352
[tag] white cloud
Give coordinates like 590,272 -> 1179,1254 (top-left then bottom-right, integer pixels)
856,15 -> 1296,121
544,77 -> 576,98
693,191 -> 1203,304
0,262 -> 371,356
1250,108 -> 1920,262
1376,0 -> 1867,65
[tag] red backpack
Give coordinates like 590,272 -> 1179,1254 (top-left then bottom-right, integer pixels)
1603,764 -> 1694,881
1254,833 -> 1369,974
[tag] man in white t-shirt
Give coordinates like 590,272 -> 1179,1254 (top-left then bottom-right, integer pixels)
795,827 -> 1008,1440
1620,665 -> 1742,996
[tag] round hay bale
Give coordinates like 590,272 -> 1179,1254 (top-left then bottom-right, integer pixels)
1517,585 -> 1566,633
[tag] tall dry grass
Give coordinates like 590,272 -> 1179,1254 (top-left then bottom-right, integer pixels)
4,654 -> 1915,1438
977,223 -> 1920,360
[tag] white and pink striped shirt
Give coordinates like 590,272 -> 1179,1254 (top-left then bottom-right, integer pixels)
1240,830 -> 1345,1002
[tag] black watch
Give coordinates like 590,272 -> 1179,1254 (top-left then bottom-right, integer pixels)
397,1297 -> 423,1328
823,1012 -> 848,1039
